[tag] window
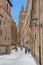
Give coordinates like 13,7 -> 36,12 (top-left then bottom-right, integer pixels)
3,21 -> 5,24
1,30 -> 2,35
8,20 -> 10,23
5,36 -> 6,40
0,20 -> 1,25
0,14 -> 3,18
5,17 -> 7,20
8,37 -> 10,40
35,34 -> 36,39
0,30 -> 2,35
7,4 -> 8,10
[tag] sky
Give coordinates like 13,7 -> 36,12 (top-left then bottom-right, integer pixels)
10,0 -> 27,26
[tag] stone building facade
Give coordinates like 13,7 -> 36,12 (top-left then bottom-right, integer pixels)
24,0 -> 33,49
18,0 -> 32,49
0,0 -> 18,54
26,0 -> 43,65
18,0 -> 43,65
30,0 -> 43,65
0,0 -> 12,54
11,19 -> 18,50
18,6 -> 26,46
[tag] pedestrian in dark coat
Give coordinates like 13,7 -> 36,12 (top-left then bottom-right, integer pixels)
25,47 -> 28,54
15,47 -> 18,52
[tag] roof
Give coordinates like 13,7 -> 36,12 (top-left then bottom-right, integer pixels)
7,0 -> 13,7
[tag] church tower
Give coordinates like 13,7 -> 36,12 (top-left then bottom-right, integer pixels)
19,5 -> 25,25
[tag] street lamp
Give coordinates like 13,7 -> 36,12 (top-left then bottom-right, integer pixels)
32,18 -> 38,56
32,18 -> 38,25
32,18 -> 41,65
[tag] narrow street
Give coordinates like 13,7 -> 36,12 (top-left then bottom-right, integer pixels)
0,47 -> 37,65
0,0 -> 43,65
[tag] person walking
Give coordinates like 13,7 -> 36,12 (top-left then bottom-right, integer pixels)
15,47 -> 18,52
28,48 -> 30,54
6,47 -> 8,54
25,47 -> 28,54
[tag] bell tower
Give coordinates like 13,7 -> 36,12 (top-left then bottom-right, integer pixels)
19,5 -> 25,24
